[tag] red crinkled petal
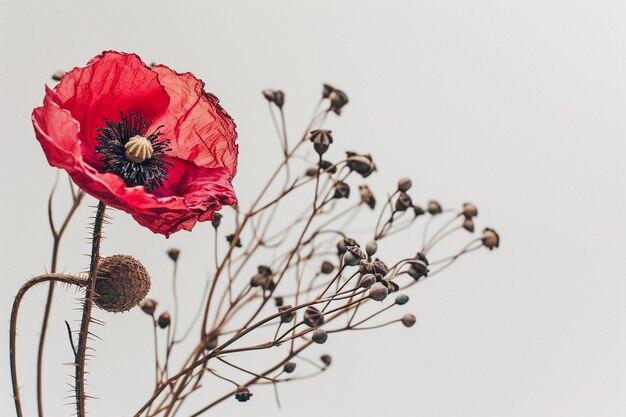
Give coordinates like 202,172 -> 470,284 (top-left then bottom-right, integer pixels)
53,51 -> 170,169
151,65 -> 238,178
33,88 -> 230,237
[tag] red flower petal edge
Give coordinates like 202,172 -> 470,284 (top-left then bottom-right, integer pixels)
32,51 -> 238,237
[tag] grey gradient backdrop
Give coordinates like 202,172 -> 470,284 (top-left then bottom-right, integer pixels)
1,1 -> 626,416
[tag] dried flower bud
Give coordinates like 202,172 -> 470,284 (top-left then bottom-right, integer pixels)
395,294 -> 409,305
395,192 -> 413,212
413,204 -> 425,217
321,261 -> 335,274
333,181 -> 350,199
481,228 -> 500,250
158,312 -> 171,329
205,332 -> 219,350
262,89 -> 285,108
346,152 -> 376,178
462,218 -> 475,233
343,250 -> 361,266
139,298 -> 157,315
235,386 -> 253,402
369,282 -> 388,301
305,167 -> 319,177
462,202 -> 478,219
336,239 -> 347,256
226,234 -> 242,247
360,273 -> 377,288
309,129 -> 334,156
357,185 -> 375,210
211,212 -> 222,229
166,248 -> 180,262
407,252 -> 429,281
274,296 -> 284,307
398,177 -> 412,192
312,329 -> 328,344
279,305 -> 294,323
427,200 -> 443,215
250,274 -> 267,287
258,265 -> 273,277
322,83 -> 334,99
303,306 -> 324,327
94,255 -> 151,313
401,313 -> 417,327
319,160 -> 337,174
365,241 -> 378,256
328,88 -> 349,115
283,361 -> 297,373
51,70 -> 65,81
320,354 -> 332,366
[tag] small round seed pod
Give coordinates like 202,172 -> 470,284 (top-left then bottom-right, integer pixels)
333,181 -> 351,199
395,294 -> 409,305
359,185 -> 376,209
211,212 -> 222,229
343,251 -> 361,266
139,298 -> 158,316
327,87 -> 349,115
427,200 -> 443,215
462,202 -> 478,219
407,253 -> 429,281
320,354 -> 332,366
321,261 -> 335,274
205,333 -> 219,350
401,313 -> 416,327
158,312 -> 171,329
303,306 -> 324,327
309,129 -> 334,156
398,177 -> 412,192
235,386 -> 253,402
166,248 -> 180,262
360,273 -> 377,288
312,329 -> 328,344
305,166 -> 319,177
395,192 -> 413,212
369,282 -> 388,302
279,305 -> 295,323
463,218 -> 475,233
345,152 -> 376,178
413,204 -> 425,217
274,296 -> 284,307
365,241 -> 378,256
94,255 -> 151,313
262,89 -> 285,108
482,228 -> 500,250
283,361 -> 297,373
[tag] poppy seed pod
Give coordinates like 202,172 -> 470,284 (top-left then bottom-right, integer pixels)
413,204 -> 425,217
274,296 -> 284,307
320,354 -> 332,366
360,273 -> 377,288
303,306 -> 324,327
262,89 -> 285,108
279,305 -> 295,323
395,192 -> 413,212
407,252 -> 429,281
166,248 -> 180,262
312,329 -> 328,344
462,202 -> 478,219
365,241 -> 378,256
333,181 -> 350,199
397,177 -> 412,192
321,261 -> 335,274
211,212 -> 222,229
336,239 -> 347,256
346,152 -> 376,178
328,88 -> 349,115
94,255 -> 151,313
482,228 -> 500,250
205,332 -> 219,350
305,166 -> 319,177
359,185 -> 376,209
463,218 -> 475,233
395,294 -> 409,305
343,250 -> 362,266
226,234 -> 242,247
283,361 -> 297,373
235,386 -> 253,402
139,298 -> 157,315
401,313 -> 417,328
157,312 -> 171,329
427,200 -> 443,215
369,282 -> 388,301
318,160 -> 337,174
309,129 -> 333,156
322,83 -> 334,99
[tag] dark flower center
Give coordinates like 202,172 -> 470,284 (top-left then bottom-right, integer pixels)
95,112 -> 173,190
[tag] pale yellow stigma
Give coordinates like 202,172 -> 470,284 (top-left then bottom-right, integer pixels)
125,136 -> 153,164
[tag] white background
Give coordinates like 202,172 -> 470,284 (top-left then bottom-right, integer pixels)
1,1 -> 626,416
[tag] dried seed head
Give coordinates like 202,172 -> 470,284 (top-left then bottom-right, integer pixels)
279,305 -> 295,323
482,228 -> 500,250
398,177 -> 412,192
283,361 -> 297,373
360,273 -> 377,288
462,218 -> 475,233
395,294 -> 409,305
211,212 -> 222,229
328,88 -> 349,115
401,313 -> 417,327
333,181 -> 351,199
321,261 -> 335,274
312,329 -> 328,344
124,135 -> 154,163
320,354 -> 332,366
346,152 -> 376,178
318,160 -> 337,173
205,332 -> 219,350
336,239 -> 347,256
262,89 -> 285,108
139,298 -> 158,316
413,204 -> 425,217
462,202 -> 478,219
51,70 -> 65,81
395,192 -> 413,212
322,83 -> 334,99
226,234 -> 242,247
427,200 -> 443,215
235,386 -> 253,402
274,296 -> 284,307
309,129 -> 334,156
166,248 -> 180,262
359,185 -> 376,209
94,255 -> 151,313
158,312 -> 171,329
407,253 -> 429,281
305,167 -> 319,177
303,306 -> 324,327
258,265 -> 273,277
372,259 -> 388,277
365,240 -> 378,256
343,246 -> 364,266
369,282 -> 388,301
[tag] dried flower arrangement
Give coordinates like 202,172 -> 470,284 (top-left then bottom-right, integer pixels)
9,51 -> 499,417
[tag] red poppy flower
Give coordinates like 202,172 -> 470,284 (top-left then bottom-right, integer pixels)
32,51 -> 238,236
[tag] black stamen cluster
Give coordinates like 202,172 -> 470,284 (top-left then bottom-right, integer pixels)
95,112 -> 172,190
